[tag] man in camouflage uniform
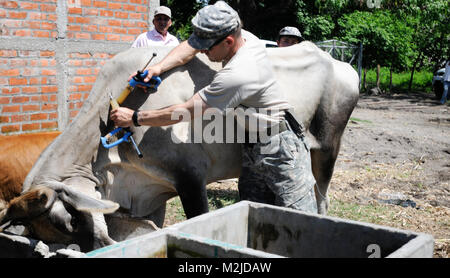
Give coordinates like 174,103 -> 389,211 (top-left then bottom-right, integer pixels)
110,1 -> 317,213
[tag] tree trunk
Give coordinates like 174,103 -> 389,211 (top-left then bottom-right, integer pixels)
376,64 -> 381,89
363,68 -> 367,90
389,67 -> 393,93
409,52 -> 422,93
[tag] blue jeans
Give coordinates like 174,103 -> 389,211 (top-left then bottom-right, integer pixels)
441,81 -> 450,104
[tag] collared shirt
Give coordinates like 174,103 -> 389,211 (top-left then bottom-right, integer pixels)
131,29 -> 179,48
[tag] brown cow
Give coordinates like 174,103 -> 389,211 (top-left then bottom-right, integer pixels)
0,132 -> 60,213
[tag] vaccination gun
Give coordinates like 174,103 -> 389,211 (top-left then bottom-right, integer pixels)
116,53 -> 161,105
100,53 -> 161,158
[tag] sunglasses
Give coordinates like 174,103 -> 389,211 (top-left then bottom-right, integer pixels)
207,34 -> 230,51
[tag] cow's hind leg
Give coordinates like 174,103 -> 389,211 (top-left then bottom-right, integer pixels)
311,140 -> 340,215
174,170 -> 209,219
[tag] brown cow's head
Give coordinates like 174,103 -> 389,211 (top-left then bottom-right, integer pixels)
0,182 -> 119,252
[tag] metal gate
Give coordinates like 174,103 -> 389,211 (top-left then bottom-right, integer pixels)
315,40 -> 363,83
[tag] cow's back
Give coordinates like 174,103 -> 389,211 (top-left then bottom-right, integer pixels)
267,42 -> 359,148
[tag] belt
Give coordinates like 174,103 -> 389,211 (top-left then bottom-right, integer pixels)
244,120 -> 289,144
265,120 -> 288,136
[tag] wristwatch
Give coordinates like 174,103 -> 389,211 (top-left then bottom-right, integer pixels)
132,110 -> 141,127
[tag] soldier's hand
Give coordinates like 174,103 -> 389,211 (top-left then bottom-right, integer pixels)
128,65 -> 162,83
110,107 -> 134,127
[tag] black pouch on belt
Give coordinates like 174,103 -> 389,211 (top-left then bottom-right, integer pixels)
284,110 -> 305,139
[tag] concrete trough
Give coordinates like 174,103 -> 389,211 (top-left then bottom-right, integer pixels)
87,201 -> 435,258
85,229 -> 282,258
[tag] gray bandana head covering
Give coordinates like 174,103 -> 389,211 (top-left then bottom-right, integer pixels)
188,1 -> 241,50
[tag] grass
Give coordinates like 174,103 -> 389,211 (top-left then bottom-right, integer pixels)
165,197 -> 186,223
207,187 -> 240,210
364,67 -> 433,93
328,197 -> 395,224
350,117 -> 373,124
164,187 -> 239,227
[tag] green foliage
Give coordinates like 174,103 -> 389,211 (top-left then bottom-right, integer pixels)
296,0 -> 366,41
296,1 -> 335,41
383,0 -> 449,69
172,22 -> 194,41
297,10 -> 335,41
162,0 -> 204,40
338,10 -> 414,70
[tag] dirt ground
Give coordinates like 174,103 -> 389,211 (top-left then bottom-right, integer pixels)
178,91 -> 449,258
331,91 -> 449,258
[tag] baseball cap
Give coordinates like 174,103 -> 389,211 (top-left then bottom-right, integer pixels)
154,6 -> 171,18
188,1 -> 241,50
278,26 -> 302,39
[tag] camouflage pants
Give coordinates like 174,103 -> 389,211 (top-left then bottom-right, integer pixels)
238,129 -> 318,213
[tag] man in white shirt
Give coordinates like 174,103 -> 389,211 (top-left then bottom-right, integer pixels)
131,6 -> 179,48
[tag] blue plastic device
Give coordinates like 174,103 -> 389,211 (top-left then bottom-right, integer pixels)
100,127 -> 131,149
129,70 -> 161,89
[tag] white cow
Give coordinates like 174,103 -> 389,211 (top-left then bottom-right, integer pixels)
0,42 -> 359,251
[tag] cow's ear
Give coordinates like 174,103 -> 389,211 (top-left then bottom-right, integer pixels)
42,181 -> 119,214
0,187 -> 57,225
58,189 -> 119,214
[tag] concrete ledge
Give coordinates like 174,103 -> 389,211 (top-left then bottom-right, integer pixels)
0,232 -> 83,258
85,230 -> 283,258
87,201 -> 435,258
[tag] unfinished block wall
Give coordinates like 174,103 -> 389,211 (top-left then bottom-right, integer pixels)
0,0 -> 159,134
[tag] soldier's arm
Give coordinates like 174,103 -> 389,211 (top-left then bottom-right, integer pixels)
110,93 -> 210,127
130,41 -> 200,83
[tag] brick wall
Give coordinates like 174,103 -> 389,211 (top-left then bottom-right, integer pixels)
0,49 -> 58,133
66,0 -> 148,42
0,0 -> 159,134
66,51 -> 114,119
